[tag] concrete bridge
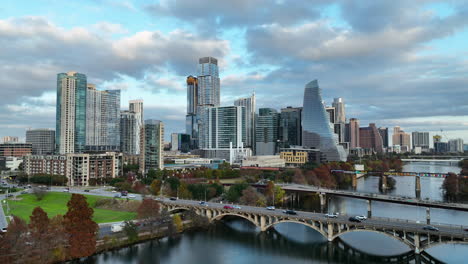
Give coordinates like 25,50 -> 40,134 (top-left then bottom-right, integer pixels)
160,198 -> 468,254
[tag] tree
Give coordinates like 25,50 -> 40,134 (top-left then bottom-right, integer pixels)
292,169 -> 307,184
265,181 -> 275,205
28,207 -> 51,263
273,186 -> 285,205
178,182 -> 192,199
137,199 -> 161,220
32,187 -> 46,201
49,215 -> 68,262
443,173 -> 459,201
123,221 -> 138,243
225,182 -> 249,202
172,214 -> 183,232
0,216 -> 28,264
64,194 -> 98,259
239,186 -> 265,206
150,179 -> 162,195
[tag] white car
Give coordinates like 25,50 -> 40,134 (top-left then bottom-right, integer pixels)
355,215 -> 367,221
325,213 -> 339,218
233,205 -> 241,209
266,206 -> 275,210
128,194 -> 136,198
63,189 -> 70,192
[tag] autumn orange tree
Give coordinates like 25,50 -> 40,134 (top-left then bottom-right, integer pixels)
137,198 -> 161,220
64,194 -> 98,259
27,207 -> 52,263
0,216 -> 28,263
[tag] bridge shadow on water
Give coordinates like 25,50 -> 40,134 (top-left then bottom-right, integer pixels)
218,217 -> 446,264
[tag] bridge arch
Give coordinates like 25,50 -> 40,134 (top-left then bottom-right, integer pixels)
211,213 -> 259,227
167,207 -> 191,214
331,229 -> 413,251
263,220 -> 328,238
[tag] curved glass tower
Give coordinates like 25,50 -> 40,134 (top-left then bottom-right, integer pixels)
302,80 -> 347,162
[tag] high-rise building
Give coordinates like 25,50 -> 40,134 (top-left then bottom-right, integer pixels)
348,118 -> 360,149
85,84 -> 121,150
279,107 -> 302,148
234,93 -> 256,149
199,106 -> 246,149
325,107 -> 335,124
140,120 -> 164,173
302,80 -> 347,162
332,98 -> 346,124
120,111 -> 138,154
359,123 -> 384,153
392,126 -> 411,151
186,76 -> 199,149
449,138 -> 464,153
129,100 -> 143,154
2,136 -> 18,143
26,129 -> 55,155
378,127 -> 389,148
171,133 -> 190,153
412,131 -> 430,151
256,108 -> 279,155
197,57 -> 220,109
334,123 -> 345,143
56,71 -> 87,154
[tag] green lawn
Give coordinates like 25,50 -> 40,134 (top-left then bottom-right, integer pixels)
3,192 -> 136,223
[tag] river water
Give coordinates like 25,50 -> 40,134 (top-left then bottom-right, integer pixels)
83,162 -> 467,264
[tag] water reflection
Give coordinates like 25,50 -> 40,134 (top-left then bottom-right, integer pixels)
81,220 -> 447,264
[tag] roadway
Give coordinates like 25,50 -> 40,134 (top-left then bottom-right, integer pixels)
162,198 -> 468,238
277,183 -> 468,212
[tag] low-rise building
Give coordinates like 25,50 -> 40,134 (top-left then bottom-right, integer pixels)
242,155 -> 285,168
0,143 -> 32,157
0,157 -> 23,171
24,152 -> 122,186
279,147 -> 322,166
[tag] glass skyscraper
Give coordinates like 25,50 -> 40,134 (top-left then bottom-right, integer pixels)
197,57 -> 220,109
186,76 -> 199,149
256,108 -> 279,155
56,72 -> 87,154
279,106 -> 302,148
302,80 -> 347,162
234,93 -> 256,149
200,106 -> 246,149
140,120 -> 164,173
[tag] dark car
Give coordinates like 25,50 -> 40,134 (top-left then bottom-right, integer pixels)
283,210 -> 297,215
349,217 -> 361,223
169,197 -> 177,201
223,205 -> 234,209
84,189 -> 90,192
422,225 -> 439,232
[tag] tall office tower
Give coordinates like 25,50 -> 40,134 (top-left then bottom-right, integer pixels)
140,120 -> 164,173
120,111 -> 138,154
412,131 -> 430,151
85,85 -> 121,150
279,106 -> 302,147
332,98 -> 346,124
325,107 -> 335,124
129,100 -> 144,154
234,93 -> 256,149
2,136 -> 18,143
256,108 -> 279,155
378,127 -> 389,148
171,133 -> 179,151
392,126 -> 411,152
359,123 -> 384,153
197,57 -> 220,109
186,76 -> 199,149
171,133 -> 190,153
302,80 -> 347,162
199,106 -> 246,149
348,118 -> 360,149
26,129 -> 55,155
449,138 -> 464,153
334,123 -> 345,143
56,71 -> 87,154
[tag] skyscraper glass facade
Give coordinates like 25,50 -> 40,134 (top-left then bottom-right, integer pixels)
279,107 -> 302,148
302,80 -> 347,162
234,94 -> 256,148
256,108 -> 279,155
197,57 -> 220,108
200,106 -> 246,149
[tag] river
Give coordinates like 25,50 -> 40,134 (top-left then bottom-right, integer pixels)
81,162 -> 467,264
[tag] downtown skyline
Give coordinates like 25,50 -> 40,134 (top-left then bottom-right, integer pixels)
0,1 -> 467,143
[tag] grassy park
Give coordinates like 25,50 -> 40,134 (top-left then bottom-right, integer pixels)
3,192 -> 137,223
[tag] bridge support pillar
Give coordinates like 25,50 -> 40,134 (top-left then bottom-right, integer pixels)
352,174 -> 357,190
327,223 -> 334,242
381,175 -> 388,190
415,176 -> 421,199
367,200 -> 372,218
206,209 -> 212,220
319,193 -> 326,212
426,208 -> 430,225
414,234 -> 420,254
260,215 -> 266,231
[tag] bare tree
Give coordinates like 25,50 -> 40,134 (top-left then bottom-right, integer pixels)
32,187 -> 46,201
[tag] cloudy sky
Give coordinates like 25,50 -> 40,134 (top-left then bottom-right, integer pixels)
0,0 -> 467,144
